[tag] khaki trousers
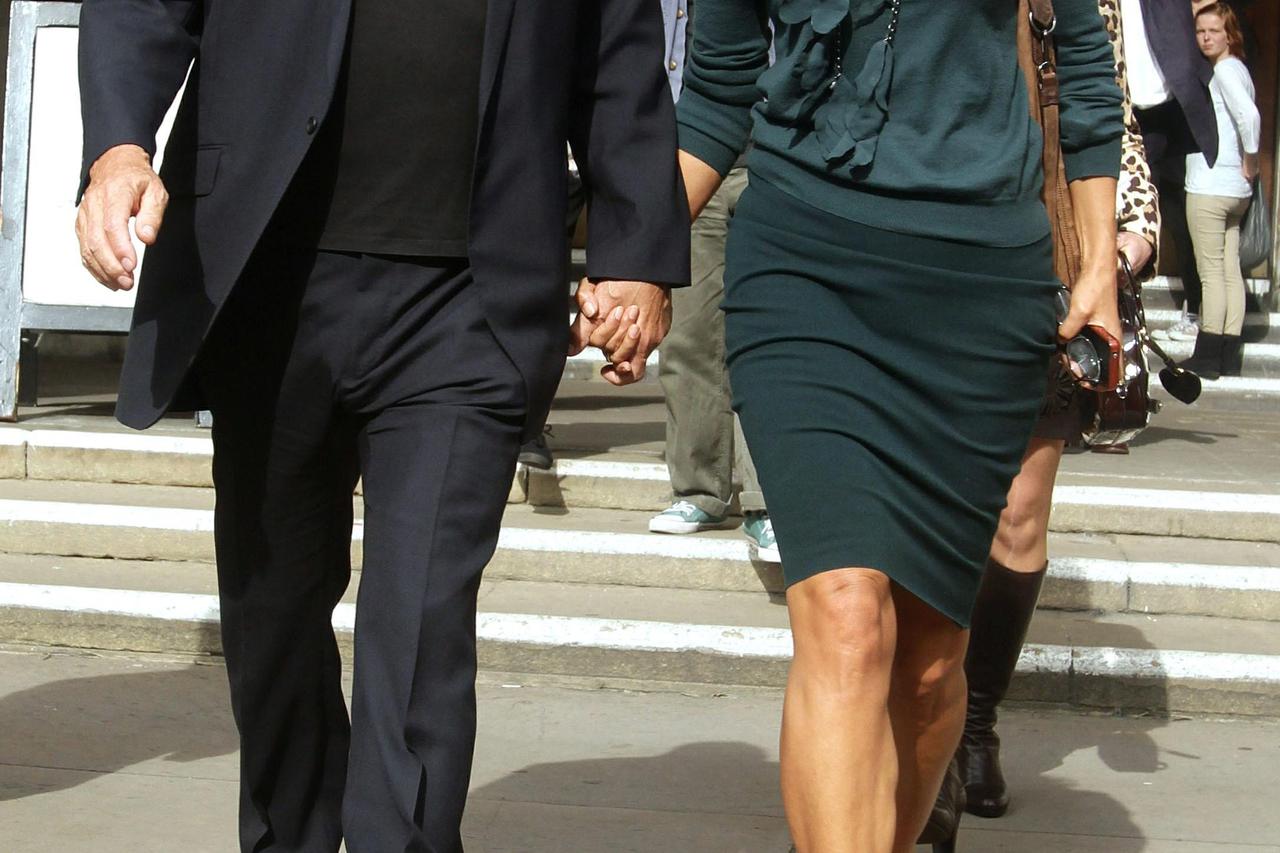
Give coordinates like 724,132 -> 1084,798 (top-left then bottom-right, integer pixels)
658,166 -> 763,517
1187,192 -> 1251,336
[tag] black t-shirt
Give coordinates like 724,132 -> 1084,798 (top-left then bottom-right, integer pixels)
280,0 -> 487,256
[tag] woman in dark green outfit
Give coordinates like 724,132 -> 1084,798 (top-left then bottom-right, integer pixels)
674,0 -> 1124,849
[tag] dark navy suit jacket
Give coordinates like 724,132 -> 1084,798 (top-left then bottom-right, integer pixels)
78,0 -> 691,437
1138,0 -> 1219,165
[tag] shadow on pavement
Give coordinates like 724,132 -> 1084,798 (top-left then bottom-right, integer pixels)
0,650 -> 237,802
992,618 -> 1166,850
465,741 -> 789,852
1129,425 -> 1236,447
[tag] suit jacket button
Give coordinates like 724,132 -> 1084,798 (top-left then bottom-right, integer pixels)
306,116 -> 319,135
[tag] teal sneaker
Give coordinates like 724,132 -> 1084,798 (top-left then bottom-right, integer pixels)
742,511 -> 780,563
649,501 -> 726,534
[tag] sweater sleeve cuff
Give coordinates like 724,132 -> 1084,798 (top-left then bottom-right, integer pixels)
1064,137 -> 1123,184
675,88 -> 752,177
677,123 -> 740,177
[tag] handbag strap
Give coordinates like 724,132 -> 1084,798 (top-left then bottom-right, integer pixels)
1018,0 -> 1083,287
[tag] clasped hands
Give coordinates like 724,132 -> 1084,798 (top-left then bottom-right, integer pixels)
569,278 -> 672,386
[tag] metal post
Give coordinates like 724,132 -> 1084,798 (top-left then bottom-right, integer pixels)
1272,61 -> 1280,303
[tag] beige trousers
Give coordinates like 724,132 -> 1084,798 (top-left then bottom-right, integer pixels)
659,166 -> 764,516
1186,192 -> 1251,336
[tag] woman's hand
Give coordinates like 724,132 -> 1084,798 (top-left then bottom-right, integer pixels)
1117,231 -> 1154,274
1059,266 -> 1121,344
1242,152 -> 1260,182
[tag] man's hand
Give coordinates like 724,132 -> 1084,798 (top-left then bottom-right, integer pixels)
1117,230 -> 1154,275
568,279 -> 672,385
75,144 -> 169,291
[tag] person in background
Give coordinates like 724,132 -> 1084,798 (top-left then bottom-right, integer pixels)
1120,0 -> 1218,343
1181,2 -> 1260,380
955,0 -> 1162,822
649,0 -> 777,563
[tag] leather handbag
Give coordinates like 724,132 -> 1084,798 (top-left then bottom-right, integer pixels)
1078,257 -> 1155,446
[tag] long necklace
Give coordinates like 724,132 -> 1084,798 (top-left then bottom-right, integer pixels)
829,0 -> 902,92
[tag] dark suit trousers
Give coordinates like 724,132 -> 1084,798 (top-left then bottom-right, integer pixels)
196,244 -> 526,853
1135,100 -> 1204,312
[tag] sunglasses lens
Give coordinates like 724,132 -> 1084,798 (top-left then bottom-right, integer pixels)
1066,337 -> 1102,382
1053,288 -> 1070,323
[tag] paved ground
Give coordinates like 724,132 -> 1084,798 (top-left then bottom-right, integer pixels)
1,646 -> 1277,852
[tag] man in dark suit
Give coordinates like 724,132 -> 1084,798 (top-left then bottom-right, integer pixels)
1122,0 -> 1219,332
74,1 -> 689,850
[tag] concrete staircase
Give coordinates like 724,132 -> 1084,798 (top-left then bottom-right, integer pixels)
1,353 -> 1278,717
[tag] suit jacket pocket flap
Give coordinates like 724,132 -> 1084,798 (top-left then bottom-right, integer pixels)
165,145 -> 223,198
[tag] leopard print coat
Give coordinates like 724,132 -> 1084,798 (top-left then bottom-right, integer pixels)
1102,0 -> 1161,277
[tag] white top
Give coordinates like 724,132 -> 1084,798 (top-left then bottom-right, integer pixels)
1120,0 -> 1173,109
1186,57 -> 1261,199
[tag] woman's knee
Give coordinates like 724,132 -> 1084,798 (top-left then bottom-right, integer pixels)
787,569 -> 896,685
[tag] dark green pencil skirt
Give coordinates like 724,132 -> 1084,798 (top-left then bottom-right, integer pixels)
724,179 -> 1058,627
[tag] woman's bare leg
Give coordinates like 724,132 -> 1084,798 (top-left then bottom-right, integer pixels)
782,568 -> 899,853
990,438 -> 1066,571
888,587 -> 970,852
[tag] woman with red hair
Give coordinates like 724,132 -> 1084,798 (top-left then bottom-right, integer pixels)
1181,2 -> 1261,379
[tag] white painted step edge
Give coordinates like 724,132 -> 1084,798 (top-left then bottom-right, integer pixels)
1145,307 -> 1280,327
0,498 -> 1276,591
1147,275 -> 1270,294
2,582 -> 1277,684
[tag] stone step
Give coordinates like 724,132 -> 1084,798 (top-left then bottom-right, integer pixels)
1,569 -> 1276,715
1144,307 -> 1280,344
523,459 -> 1280,541
2,423 -> 1279,540
1141,275 -> 1273,308
0,485 -> 1276,623
1151,339 -> 1280,377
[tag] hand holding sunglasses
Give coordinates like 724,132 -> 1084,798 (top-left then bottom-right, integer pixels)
1053,285 -> 1121,392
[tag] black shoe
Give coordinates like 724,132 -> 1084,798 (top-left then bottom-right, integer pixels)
1219,334 -> 1243,377
517,432 -> 553,470
918,756 -> 964,851
1180,332 -> 1223,381
961,559 -> 1046,819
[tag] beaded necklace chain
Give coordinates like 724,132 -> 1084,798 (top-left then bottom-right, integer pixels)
829,0 -> 902,91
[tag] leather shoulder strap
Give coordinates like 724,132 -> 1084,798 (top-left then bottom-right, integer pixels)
1018,0 -> 1083,287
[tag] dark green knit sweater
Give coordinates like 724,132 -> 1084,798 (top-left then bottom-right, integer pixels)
677,0 -> 1124,246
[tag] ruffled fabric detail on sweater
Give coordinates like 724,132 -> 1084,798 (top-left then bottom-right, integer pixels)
757,0 -> 896,177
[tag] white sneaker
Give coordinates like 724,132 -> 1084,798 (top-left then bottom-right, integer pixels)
1164,313 -> 1200,342
649,501 -> 726,534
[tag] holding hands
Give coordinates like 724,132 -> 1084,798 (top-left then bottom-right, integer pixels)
569,278 -> 672,385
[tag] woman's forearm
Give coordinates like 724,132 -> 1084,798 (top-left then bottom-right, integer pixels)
679,150 -> 726,221
1069,175 -> 1120,276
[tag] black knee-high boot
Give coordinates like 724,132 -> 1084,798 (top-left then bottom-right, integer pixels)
918,756 -> 965,851
960,558 -> 1046,818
